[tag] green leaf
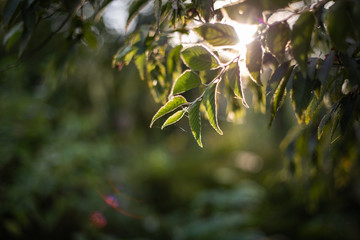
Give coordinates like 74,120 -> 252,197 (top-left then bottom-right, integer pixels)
246,40 -> 263,86
2,0 -> 21,27
291,11 -> 315,73
338,52 -> 360,87
127,0 -> 150,29
325,1 -> 352,52
3,22 -> 22,50
134,53 -> 147,80
181,45 -> 220,71
318,102 -> 339,139
167,45 -> 182,74
290,68 -> 314,123
189,99 -> 202,147
194,23 -> 239,46
269,65 -> 294,126
223,2 -> 262,25
258,0 -> 292,10
161,109 -> 185,129
150,95 -> 188,127
269,61 -> 291,84
154,0 -> 162,30
192,0 -> 214,22
318,51 -> 335,84
172,70 -> 202,95
199,67 -> 222,84
225,61 -> 248,107
203,82 -> 223,135
266,21 -> 291,63
83,24 -> 98,49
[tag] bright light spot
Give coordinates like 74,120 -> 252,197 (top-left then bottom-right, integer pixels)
235,151 -> 263,173
229,22 -> 258,58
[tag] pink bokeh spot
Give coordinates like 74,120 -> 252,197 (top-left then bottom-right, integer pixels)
105,195 -> 119,208
90,211 -> 107,228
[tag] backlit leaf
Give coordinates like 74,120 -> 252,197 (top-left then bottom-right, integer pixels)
134,53 -> 147,80
266,22 -> 290,63
224,61 -> 248,107
290,68 -> 314,123
203,82 -> 223,135
194,23 -> 239,46
223,1 -> 262,24
246,40 -> 263,86
150,95 -> 187,127
269,65 -> 294,126
181,45 -> 220,71
318,102 -> 339,139
189,99 -> 202,147
161,109 -> 185,129
291,11 -> 315,73
172,70 -> 202,95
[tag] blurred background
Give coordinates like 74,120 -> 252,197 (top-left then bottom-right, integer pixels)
1,0 -> 360,239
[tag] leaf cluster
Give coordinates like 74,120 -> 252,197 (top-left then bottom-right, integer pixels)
114,0 -> 360,177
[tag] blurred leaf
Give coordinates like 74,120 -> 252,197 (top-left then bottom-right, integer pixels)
291,11 -> 315,73
192,0 -> 214,22
127,0 -> 150,29
194,23 -> 239,46
150,95 -> 187,127
172,70 -> 202,95
339,95 -> 357,136
269,64 -> 294,126
225,61 -> 248,107
203,82 -> 223,135
189,99 -> 202,147
181,45 -> 220,71
134,53 -> 147,80
154,0 -> 162,30
246,40 -> 263,86
318,51 -> 335,84
2,0 -> 21,27
258,0 -> 292,10
83,24 -> 98,49
167,45 -> 183,74
266,21 -> 290,63
325,1 -> 352,51
19,5 -> 36,55
290,69 -> 314,123
3,22 -> 22,50
338,52 -> 360,87
318,102 -> 339,139
161,109 -> 186,129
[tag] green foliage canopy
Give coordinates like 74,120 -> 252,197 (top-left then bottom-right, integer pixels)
1,0 -> 360,178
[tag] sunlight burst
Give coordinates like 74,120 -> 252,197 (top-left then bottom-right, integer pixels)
230,22 -> 258,58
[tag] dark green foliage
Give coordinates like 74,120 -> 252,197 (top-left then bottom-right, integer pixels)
2,0 -> 360,239
291,11 -> 315,73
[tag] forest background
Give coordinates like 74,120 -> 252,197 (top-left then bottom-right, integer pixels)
1,0 -> 360,239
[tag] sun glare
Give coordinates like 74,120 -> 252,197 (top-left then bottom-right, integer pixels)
230,22 -> 258,58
